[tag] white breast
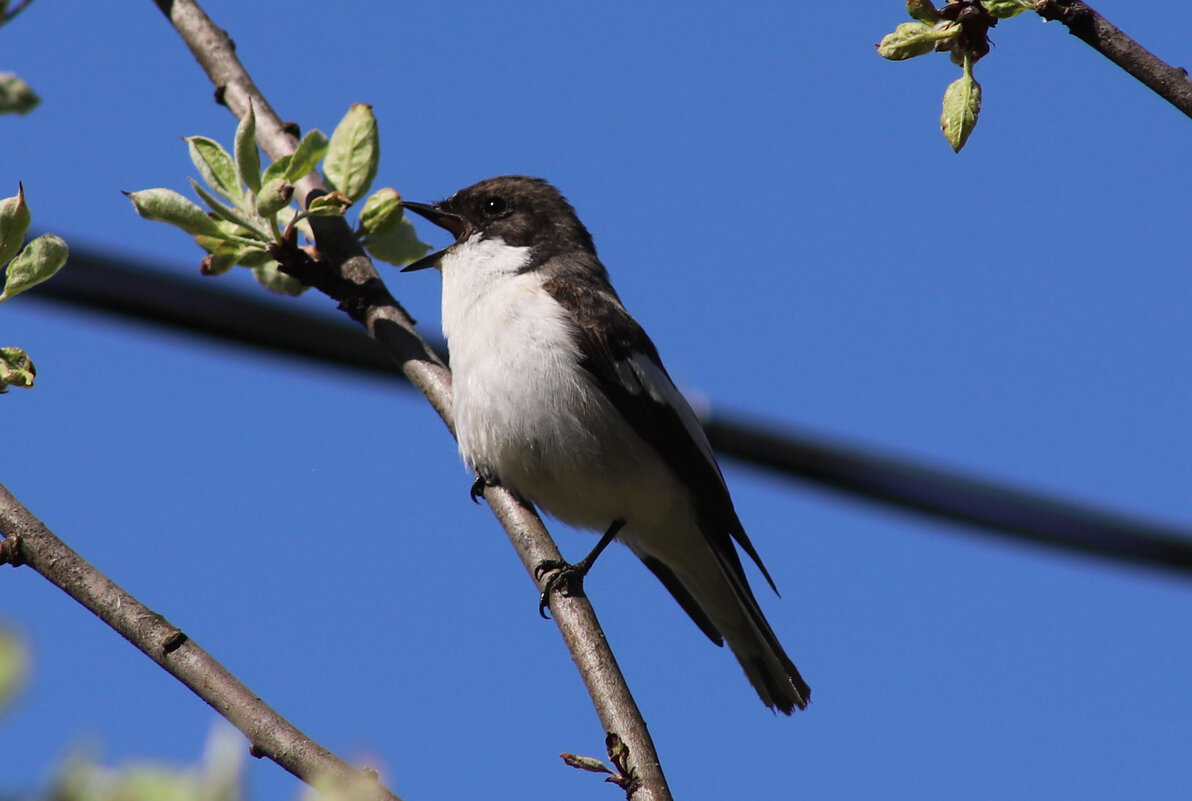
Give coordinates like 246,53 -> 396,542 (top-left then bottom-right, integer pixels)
438,235 -> 687,534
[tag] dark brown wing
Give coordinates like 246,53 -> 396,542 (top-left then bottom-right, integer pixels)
542,272 -> 778,597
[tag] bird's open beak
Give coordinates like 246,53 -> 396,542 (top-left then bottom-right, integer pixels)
401,201 -> 467,238
400,201 -> 468,272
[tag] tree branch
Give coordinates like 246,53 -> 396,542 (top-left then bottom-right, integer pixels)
145,0 -> 673,797
1035,0 -> 1192,120
0,482 -> 401,801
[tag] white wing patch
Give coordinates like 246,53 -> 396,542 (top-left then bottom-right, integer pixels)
615,351 -> 720,471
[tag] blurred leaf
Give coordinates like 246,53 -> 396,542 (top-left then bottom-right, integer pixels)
51,724 -> 246,801
0,72 -> 39,115
0,182 -> 31,267
941,64 -> 982,152
200,724 -> 246,801
0,629 -> 28,712
1,233 -> 68,301
126,189 -> 223,238
362,217 -> 430,267
0,346 -> 35,390
284,130 -> 329,183
234,101 -> 261,194
323,104 -> 378,202
186,136 -> 244,206
300,766 -> 387,801
358,187 -> 403,236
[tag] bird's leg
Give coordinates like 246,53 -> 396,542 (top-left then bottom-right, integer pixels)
469,466 -> 499,504
535,518 -> 626,618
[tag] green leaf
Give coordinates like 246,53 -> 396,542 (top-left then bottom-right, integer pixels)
284,130 -> 329,183
126,188 -> 224,237
358,187 -> 403,235
200,240 -> 274,276
200,243 -> 241,277
876,20 -> 958,60
188,179 -> 272,241
1,233 -> 68,301
254,177 -> 294,219
906,0 -> 940,23
560,753 -> 612,774
252,261 -> 307,296
0,347 -> 35,390
362,217 -> 431,267
0,73 -> 39,115
940,66 -> 982,152
306,191 -> 352,216
983,0 -> 1034,19
323,104 -> 379,202
234,101 -> 262,194
0,630 -> 27,712
186,136 -> 244,205
0,183 -> 31,267
195,235 -> 227,253
262,155 -> 293,187
231,244 -> 276,268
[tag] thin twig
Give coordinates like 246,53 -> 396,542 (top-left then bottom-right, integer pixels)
1,0 -> 35,25
1035,0 -> 1192,119
148,0 -> 672,797
0,482 -> 402,801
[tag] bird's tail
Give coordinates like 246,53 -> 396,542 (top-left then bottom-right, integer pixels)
636,534 -> 809,714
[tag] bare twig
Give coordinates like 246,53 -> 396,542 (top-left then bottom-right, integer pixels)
1035,0 -> 1192,119
1,0 -> 36,25
146,0 -> 672,797
0,482 -> 402,801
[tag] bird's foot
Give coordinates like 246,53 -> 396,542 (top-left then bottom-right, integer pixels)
469,468 -> 499,504
533,559 -> 587,619
532,519 -> 625,619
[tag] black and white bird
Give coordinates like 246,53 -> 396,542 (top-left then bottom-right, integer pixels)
401,176 -> 809,714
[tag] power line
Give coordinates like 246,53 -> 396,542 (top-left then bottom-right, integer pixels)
26,248 -> 1192,577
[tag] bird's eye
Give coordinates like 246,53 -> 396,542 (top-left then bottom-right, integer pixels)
482,196 -> 508,216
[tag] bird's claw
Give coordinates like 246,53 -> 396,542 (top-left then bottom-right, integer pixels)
534,559 -> 583,618
469,469 -> 498,504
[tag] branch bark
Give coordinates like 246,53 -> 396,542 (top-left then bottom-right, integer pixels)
139,1 -> 673,797
1035,0 -> 1192,120
0,482 -> 401,801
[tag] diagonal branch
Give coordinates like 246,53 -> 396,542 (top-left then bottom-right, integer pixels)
140,0 -> 673,798
1035,0 -> 1192,119
0,482 -> 402,801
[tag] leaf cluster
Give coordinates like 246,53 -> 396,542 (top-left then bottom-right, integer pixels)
127,103 -> 430,295
877,0 -> 1034,151
0,183 -> 69,391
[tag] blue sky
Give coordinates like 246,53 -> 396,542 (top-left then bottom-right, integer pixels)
2,1 -> 1191,799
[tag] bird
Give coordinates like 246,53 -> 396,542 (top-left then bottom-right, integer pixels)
400,175 -> 809,714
